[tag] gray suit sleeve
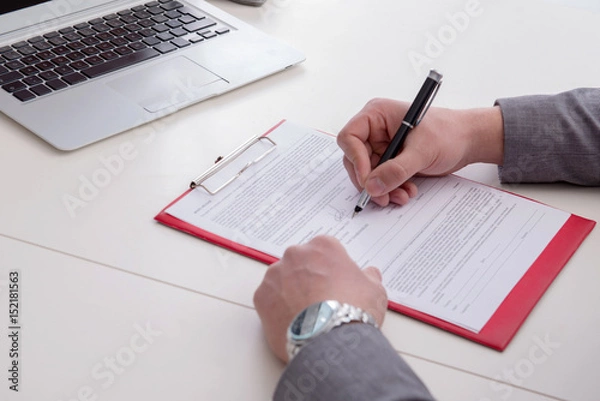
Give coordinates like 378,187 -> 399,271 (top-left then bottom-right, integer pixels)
495,88 -> 600,185
273,324 -> 435,401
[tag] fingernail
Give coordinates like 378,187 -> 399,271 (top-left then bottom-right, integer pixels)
366,177 -> 386,196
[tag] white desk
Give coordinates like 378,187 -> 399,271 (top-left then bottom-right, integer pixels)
1,0 -> 599,400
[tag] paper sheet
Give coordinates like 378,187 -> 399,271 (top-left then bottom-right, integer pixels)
167,121 -> 570,332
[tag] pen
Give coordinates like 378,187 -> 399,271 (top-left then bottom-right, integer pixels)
352,69 -> 443,217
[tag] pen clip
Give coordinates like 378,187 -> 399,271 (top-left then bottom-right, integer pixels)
415,79 -> 442,126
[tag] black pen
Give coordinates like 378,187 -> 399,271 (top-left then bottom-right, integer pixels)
352,69 -> 443,217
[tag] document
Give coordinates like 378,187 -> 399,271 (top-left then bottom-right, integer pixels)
157,120 -> 594,349
165,121 -> 571,333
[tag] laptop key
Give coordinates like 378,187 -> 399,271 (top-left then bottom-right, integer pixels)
18,46 -> 38,56
78,28 -> 97,37
39,71 -> 59,80
179,15 -> 197,25
171,38 -> 190,48
19,66 -> 40,76
114,46 -> 134,55
6,61 -> 26,70
0,65 -> 8,75
66,51 -> 85,61
93,23 -> 111,32
48,36 -> 67,46
37,51 -> 55,60
21,55 -> 41,65
152,15 -> 169,24
46,79 -> 68,90
164,10 -> 182,19
153,24 -> 170,33
143,37 -> 161,46
81,47 -> 160,78
139,19 -> 156,28
2,80 -> 26,92
184,19 -> 216,33
85,55 -> 104,65
97,32 -> 115,41
30,84 -> 52,96
199,30 -> 217,39
82,46 -> 100,55
161,1 -> 184,11
52,46 -> 71,55
13,89 -> 36,102
154,42 -> 177,53
139,28 -> 156,37
64,32 -> 83,42
170,27 -> 188,37
55,66 -> 75,75
51,56 -> 70,66
36,61 -> 55,71
70,60 -> 90,70
23,75 -> 43,86
62,72 -> 87,85
134,11 -> 152,20
100,51 -> 119,60
3,51 -> 22,61
147,7 -> 164,15
129,42 -> 147,51
33,41 -> 52,51
107,19 -> 125,28
111,38 -> 129,47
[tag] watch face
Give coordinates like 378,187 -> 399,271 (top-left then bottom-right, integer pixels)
290,302 -> 334,341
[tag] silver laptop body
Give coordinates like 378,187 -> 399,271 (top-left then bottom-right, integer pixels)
0,0 -> 305,150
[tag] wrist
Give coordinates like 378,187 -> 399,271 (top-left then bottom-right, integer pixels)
286,300 -> 379,362
461,106 -> 504,166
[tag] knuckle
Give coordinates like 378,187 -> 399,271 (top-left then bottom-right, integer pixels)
365,97 -> 387,110
387,160 -> 410,184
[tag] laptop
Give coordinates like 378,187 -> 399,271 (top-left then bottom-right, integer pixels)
0,0 -> 305,150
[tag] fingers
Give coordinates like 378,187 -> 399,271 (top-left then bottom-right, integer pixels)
337,120 -> 374,188
362,266 -> 382,282
365,146 -> 427,197
338,98 -> 405,187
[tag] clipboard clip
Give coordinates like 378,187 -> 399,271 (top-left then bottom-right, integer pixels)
190,136 -> 277,194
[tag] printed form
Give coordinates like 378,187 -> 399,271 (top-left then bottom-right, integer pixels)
167,121 -> 570,332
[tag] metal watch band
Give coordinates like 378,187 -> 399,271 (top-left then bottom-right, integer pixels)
286,301 -> 378,361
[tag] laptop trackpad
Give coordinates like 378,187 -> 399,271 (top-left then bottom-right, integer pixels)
107,56 -> 225,113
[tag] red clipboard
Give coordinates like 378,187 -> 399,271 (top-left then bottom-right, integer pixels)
155,121 -> 596,351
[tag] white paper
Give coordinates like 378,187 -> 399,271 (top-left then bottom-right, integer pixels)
167,121 -> 570,332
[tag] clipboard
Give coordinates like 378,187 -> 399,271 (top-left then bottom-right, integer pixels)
155,120 -> 596,351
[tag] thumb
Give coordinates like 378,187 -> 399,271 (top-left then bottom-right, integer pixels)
363,266 -> 383,283
365,148 -> 424,196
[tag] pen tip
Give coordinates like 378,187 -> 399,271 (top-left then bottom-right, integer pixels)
352,211 -> 357,219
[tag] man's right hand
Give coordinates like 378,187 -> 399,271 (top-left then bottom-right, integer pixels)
337,98 -> 504,207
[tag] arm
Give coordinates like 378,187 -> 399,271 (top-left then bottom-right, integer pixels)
275,324 -> 435,401
253,236 -> 436,401
336,98 -> 503,207
338,88 -> 600,207
496,88 -> 600,185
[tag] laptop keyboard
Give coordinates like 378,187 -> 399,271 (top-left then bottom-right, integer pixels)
0,0 -> 231,102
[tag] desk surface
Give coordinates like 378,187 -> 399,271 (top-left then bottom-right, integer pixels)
1,0 -> 599,400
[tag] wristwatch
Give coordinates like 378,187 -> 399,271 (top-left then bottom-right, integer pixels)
286,300 -> 378,360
